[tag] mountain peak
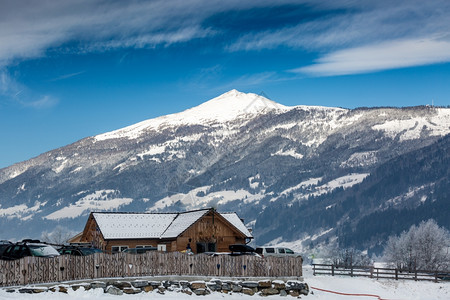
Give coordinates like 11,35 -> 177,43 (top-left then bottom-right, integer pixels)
188,89 -> 287,119
219,89 -> 241,97
95,90 -> 288,141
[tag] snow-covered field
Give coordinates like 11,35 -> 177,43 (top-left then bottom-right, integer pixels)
304,266 -> 450,300
0,266 -> 448,300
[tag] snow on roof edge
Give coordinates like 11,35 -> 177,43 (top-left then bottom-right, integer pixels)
91,209 -> 252,240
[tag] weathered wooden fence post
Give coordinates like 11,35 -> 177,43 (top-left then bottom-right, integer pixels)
20,258 -> 27,286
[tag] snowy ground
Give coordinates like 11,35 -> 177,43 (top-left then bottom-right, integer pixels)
0,266 -> 449,300
303,266 -> 450,300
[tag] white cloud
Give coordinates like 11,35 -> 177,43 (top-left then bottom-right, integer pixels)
227,0 -> 450,75
49,71 -> 85,82
294,38 -> 450,76
0,70 -> 23,100
0,1 -> 209,64
1,0 -> 450,79
24,95 -> 59,109
229,1 -> 450,52
0,70 -> 59,109
0,0 -> 300,64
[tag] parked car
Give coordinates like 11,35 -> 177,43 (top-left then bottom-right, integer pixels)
58,245 -> 103,256
199,251 -> 229,256
123,246 -> 157,254
255,246 -> 302,258
229,244 -> 255,253
229,252 -> 262,257
200,251 -> 261,258
228,244 -> 261,257
0,239 -> 60,260
0,240 -> 13,256
437,272 -> 450,281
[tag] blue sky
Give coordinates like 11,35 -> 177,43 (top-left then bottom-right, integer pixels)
1,0 -> 450,168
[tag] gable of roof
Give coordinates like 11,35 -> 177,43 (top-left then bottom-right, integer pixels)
90,208 -> 252,240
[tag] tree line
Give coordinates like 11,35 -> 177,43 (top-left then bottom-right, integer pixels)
313,219 -> 450,271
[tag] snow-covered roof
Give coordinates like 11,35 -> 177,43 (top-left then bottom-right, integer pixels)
220,213 -> 253,237
161,209 -> 209,238
92,209 -> 252,240
93,212 -> 178,239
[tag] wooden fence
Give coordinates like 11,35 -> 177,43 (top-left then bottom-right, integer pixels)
312,264 -> 449,282
0,252 -> 302,287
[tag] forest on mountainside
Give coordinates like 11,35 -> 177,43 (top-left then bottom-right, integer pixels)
255,135 -> 450,255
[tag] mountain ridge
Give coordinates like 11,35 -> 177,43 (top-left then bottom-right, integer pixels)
93,89 -> 344,142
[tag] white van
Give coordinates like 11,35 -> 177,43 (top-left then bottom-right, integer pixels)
255,247 -> 302,258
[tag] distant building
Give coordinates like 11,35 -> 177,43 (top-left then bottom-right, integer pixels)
69,208 -> 253,253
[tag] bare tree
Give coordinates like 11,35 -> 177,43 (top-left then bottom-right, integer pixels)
383,219 -> 450,271
316,241 -> 371,266
41,226 -> 74,245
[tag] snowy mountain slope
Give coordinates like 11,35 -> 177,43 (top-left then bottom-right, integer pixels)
94,89 -> 289,142
256,134 -> 450,255
0,90 -> 449,250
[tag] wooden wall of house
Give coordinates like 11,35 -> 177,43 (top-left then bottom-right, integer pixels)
80,216 -> 106,250
175,212 -> 247,253
104,239 -> 174,252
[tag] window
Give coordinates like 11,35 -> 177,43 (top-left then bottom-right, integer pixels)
136,245 -> 153,249
266,248 -> 275,253
196,243 -> 205,253
208,243 -> 216,252
285,248 -> 294,254
196,242 -> 216,253
28,245 -> 59,257
111,246 -> 128,253
14,245 -> 25,258
278,248 -> 285,254
3,246 -> 13,257
157,244 -> 167,252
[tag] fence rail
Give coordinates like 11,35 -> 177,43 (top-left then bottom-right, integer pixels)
0,253 -> 302,287
312,264 -> 450,282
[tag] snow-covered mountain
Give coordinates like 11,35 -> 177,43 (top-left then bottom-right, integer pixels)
1,90 -> 449,254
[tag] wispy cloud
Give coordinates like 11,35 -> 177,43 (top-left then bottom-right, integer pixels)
1,0 -> 449,78
0,70 -> 24,103
22,95 -> 59,109
293,37 -> 450,76
228,0 -> 450,75
220,72 -> 294,90
0,70 -> 59,109
49,71 -> 85,82
229,1 -> 450,51
0,0 -> 293,64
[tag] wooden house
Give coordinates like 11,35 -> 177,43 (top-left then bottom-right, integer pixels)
72,208 -> 253,253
